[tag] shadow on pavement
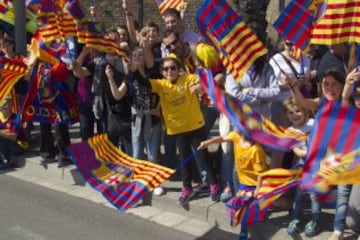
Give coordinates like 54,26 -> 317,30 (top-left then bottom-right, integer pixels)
195,225 -> 238,240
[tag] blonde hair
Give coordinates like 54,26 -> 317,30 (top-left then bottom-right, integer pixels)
283,96 -> 311,118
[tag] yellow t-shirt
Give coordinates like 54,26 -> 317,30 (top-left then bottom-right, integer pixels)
227,131 -> 269,186
150,74 -> 204,135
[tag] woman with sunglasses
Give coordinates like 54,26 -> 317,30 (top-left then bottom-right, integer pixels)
149,57 -> 220,206
268,40 -> 313,172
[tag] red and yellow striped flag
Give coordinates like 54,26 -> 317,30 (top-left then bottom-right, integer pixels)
311,0 -> 360,44
0,58 -> 27,105
155,0 -> 184,14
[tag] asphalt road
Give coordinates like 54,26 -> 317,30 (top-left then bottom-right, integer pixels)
0,174 -> 199,240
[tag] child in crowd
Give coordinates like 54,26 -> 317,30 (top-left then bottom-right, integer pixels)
0,95 -> 24,170
283,96 -> 321,237
198,129 -> 269,240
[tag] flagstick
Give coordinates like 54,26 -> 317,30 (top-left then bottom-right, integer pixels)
174,150 -> 199,172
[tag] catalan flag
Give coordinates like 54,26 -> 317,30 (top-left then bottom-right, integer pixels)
302,100 -> 360,193
0,58 -> 28,105
67,134 -> 175,211
155,0 -> 184,14
197,69 -> 307,151
227,168 -> 301,226
35,11 -> 78,43
311,0 -> 360,44
77,29 -> 127,58
196,0 -> 267,82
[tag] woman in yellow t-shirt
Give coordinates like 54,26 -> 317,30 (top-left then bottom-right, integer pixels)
150,58 -> 219,206
150,57 -> 219,206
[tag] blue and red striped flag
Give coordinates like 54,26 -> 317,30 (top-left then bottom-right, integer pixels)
227,168 -> 301,226
196,0 -> 267,82
273,0 -> 326,50
155,0 -> 184,14
301,100 -> 360,193
67,134 -> 175,211
311,0 -> 360,44
197,69 -> 307,151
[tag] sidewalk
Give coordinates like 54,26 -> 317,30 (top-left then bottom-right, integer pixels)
2,124 -> 359,240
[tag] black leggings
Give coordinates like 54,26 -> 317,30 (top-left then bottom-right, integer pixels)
176,127 -> 217,189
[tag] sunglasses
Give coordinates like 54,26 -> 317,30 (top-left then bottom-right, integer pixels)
165,38 -> 179,50
162,65 -> 177,72
285,41 -> 294,47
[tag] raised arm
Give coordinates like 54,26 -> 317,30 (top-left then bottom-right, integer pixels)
284,75 -> 320,112
105,65 -> 128,100
122,0 -> 138,44
72,47 -> 91,78
140,33 -> 155,69
198,136 -> 230,150
342,68 -> 360,105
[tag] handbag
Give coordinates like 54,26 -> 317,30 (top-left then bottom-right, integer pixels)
106,99 -> 131,135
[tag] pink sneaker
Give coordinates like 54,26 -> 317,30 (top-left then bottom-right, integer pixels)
210,184 -> 220,202
177,187 -> 195,206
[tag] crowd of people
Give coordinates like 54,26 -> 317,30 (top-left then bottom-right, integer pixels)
1,1 -> 360,240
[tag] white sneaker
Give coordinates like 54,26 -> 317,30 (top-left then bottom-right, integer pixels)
153,186 -> 165,196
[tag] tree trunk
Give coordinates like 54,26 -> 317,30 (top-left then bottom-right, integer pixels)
232,0 -> 270,45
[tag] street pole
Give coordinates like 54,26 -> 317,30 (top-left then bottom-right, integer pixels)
14,0 -> 27,55
137,0 -> 143,27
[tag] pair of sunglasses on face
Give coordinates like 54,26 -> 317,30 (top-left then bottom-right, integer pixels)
162,65 -> 177,72
165,38 -> 179,50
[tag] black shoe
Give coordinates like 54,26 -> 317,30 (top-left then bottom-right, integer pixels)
57,158 -> 73,168
40,158 -> 49,169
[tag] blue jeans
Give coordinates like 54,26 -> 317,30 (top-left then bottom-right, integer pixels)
233,167 -> 239,193
131,115 -> 162,163
290,188 -> 321,223
200,103 -> 219,137
334,185 -> 352,232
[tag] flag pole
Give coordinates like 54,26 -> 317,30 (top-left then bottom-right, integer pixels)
14,0 -> 27,55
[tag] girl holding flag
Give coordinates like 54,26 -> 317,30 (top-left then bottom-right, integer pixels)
285,69 -> 352,240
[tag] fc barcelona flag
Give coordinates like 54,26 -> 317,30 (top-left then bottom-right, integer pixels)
22,61 -> 79,124
273,0 -> 326,50
197,69 -> 307,151
227,168 -> 301,226
302,100 -> 360,193
196,0 -> 267,82
67,134 -> 175,211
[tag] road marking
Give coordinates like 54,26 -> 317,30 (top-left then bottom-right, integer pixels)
9,226 -> 46,240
